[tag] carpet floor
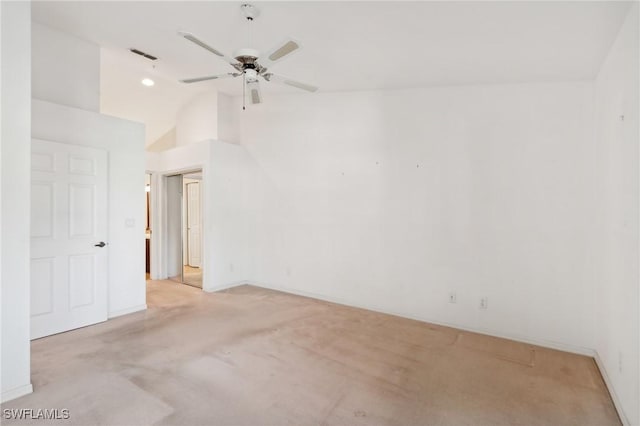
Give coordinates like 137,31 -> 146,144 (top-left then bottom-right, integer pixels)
1,280 -> 620,425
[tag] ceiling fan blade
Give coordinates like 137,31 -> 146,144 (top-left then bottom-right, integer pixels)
263,73 -> 318,93
179,73 -> 240,84
259,38 -> 301,69
247,80 -> 262,104
178,31 -> 240,68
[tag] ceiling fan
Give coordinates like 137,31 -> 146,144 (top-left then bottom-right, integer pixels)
178,3 -> 317,109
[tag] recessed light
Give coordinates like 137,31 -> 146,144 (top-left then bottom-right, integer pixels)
141,78 -> 155,87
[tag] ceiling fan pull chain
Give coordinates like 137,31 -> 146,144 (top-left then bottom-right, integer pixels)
243,73 -> 246,111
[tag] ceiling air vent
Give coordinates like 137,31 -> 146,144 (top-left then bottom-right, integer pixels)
129,48 -> 158,61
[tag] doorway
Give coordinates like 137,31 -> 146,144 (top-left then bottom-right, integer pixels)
166,170 -> 203,288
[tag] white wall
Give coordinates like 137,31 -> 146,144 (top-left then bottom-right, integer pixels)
147,127 -> 176,152
146,139 -> 250,291
175,91 -> 218,147
149,142 -> 208,283
146,86 -> 248,288
154,139 -> 209,174
31,22 -> 146,319
217,93 -> 239,144
32,22 -> 100,112
594,4 -> 639,425
207,141 -> 250,289
236,81 -> 598,353
32,100 -> 146,318
1,0 -> 33,403
146,151 -> 162,172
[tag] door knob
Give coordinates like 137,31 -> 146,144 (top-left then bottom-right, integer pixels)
94,241 -> 107,248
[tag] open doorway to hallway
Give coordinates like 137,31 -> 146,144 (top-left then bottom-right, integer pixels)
166,170 -> 203,288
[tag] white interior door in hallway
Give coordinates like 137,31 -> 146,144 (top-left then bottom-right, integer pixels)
186,182 -> 201,268
30,139 -> 108,339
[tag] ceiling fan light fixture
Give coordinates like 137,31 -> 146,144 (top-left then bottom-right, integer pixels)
177,3 -> 318,109
141,78 -> 155,87
244,68 -> 258,82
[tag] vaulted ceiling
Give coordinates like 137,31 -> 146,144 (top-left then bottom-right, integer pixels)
32,1 -> 632,145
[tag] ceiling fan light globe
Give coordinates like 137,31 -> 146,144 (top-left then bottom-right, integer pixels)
244,68 -> 259,82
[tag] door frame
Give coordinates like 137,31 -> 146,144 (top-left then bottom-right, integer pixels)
147,171 -> 161,281
149,166 -> 206,289
185,180 -> 202,268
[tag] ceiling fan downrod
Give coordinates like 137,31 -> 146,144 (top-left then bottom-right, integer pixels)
241,4 -> 257,111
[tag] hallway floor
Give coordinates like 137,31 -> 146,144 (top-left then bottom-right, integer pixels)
2,280 -> 620,425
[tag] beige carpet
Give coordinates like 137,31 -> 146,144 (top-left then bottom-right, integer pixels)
2,281 -> 620,425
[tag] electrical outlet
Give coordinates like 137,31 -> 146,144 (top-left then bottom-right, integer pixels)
286,267 -> 292,277
448,292 -> 457,304
480,297 -> 488,310
229,263 -> 234,272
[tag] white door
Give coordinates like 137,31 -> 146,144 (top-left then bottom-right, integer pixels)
186,182 -> 202,268
30,139 -> 108,339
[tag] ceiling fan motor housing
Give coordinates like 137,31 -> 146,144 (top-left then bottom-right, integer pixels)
234,48 -> 260,62
234,48 -> 266,74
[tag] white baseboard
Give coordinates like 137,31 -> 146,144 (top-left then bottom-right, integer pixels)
108,304 -> 147,319
204,280 -> 249,293
1,383 -> 33,403
247,281 -> 595,356
594,351 -> 629,425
